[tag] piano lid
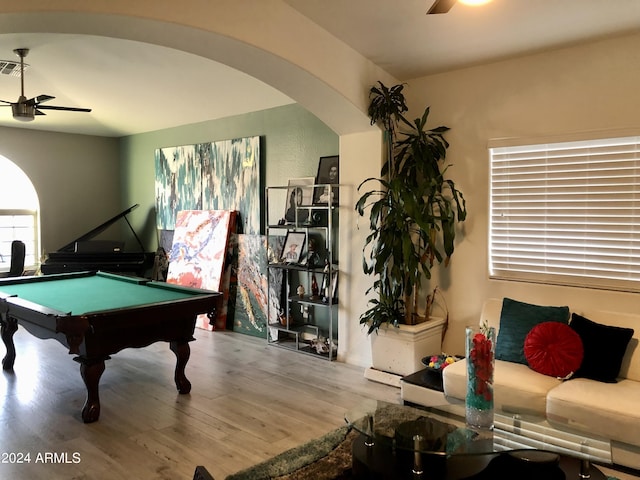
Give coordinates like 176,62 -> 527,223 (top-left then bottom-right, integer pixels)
56,204 -> 145,253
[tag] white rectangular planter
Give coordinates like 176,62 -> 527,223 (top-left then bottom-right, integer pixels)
366,317 -> 446,384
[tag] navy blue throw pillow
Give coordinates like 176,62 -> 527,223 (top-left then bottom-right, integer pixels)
570,313 -> 634,383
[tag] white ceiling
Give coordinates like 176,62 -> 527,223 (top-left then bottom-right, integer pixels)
0,34 -> 295,137
285,0 -> 640,79
1,0 -> 639,138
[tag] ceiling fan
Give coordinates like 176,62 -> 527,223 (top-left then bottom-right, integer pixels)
0,48 -> 91,122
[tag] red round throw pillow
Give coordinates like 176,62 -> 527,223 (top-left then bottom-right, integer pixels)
524,322 -> 584,378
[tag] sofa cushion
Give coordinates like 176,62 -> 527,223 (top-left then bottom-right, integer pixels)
546,377 -> 640,447
570,313 -> 634,383
524,322 -> 583,379
442,358 -> 561,416
495,298 -> 570,365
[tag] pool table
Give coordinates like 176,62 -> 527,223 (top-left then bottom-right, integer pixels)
0,270 -> 221,423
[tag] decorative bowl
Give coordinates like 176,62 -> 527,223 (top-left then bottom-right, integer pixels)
421,354 -> 464,372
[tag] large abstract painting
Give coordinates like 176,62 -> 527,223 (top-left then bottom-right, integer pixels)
155,136 -> 260,234
167,210 -> 237,331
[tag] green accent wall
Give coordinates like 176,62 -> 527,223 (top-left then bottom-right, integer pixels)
118,103 -> 339,250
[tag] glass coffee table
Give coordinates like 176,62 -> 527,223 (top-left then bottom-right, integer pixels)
345,400 -> 611,479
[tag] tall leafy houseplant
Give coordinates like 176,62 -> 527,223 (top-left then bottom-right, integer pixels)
355,82 -> 467,334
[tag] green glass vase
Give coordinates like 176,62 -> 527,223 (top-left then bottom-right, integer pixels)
465,325 -> 495,430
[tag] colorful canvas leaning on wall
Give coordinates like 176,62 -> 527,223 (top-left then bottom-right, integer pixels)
167,210 -> 237,331
231,234 -> 285,338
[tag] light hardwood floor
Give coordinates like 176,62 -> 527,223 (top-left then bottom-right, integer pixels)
2,327 -> 638,480
0,326 -> 399,480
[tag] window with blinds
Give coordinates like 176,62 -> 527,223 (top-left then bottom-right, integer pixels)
0,210 -> 38,273
489,136 -> 640,292
0,155 -> 40,274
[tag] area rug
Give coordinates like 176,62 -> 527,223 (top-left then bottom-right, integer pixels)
225,425 -> 356,480
223,423 -> 623,480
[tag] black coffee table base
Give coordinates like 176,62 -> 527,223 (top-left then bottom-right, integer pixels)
351,433 -> 606,479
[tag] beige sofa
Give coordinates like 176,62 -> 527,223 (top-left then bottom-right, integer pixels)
441,298 -> 640,470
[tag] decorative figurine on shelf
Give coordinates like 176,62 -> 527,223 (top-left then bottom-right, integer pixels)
307,238 -> 320,268
310,336 -> 328,354
297,284 -> 305,298
322,259 -> 331,303
310,210 -> 323,226
278,309 -> 287,326
311,274 -> 319,299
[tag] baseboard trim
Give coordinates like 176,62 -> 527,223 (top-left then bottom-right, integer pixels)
364,367 -> 402,387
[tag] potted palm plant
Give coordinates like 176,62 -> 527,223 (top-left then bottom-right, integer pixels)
356,82 -> 467,378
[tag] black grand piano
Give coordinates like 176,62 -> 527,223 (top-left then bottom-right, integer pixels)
41,204 -> 155,277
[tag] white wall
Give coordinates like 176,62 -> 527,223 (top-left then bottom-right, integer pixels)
404,32 -> 640,355
338,129 -> 384,365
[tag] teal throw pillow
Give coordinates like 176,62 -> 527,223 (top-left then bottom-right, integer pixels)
495,298 -> 570,365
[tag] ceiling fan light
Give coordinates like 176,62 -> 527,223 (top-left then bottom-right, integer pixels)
458,0 -> 491,7
458,0 -> 492,6
13,114 -> 34,122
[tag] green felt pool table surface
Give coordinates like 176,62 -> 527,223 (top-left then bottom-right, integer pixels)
0,270 -> 222,423
0,271 -> 212,314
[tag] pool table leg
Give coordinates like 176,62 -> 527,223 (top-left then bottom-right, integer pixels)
170,340 -> 191,394
79,359 -> 106,423
0,315 -> 18,371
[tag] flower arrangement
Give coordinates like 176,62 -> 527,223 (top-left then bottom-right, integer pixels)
469,325 -> 494,402
466,320 -> 495,429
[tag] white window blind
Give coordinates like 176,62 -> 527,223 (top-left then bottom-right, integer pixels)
489,136 -> 640,292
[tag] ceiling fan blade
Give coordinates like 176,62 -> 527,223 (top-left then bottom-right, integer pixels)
0,100 -> 12,105
25,94 -> 55,106
36,105 -> 92,113
35,109 -> 46,116
427,0 -> 457,14
34,94 -> 55,104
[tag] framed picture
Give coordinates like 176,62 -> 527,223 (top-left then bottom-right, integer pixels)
313,155 -> 339,205
284,177 -> 314,224
280,231 -> 306,264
